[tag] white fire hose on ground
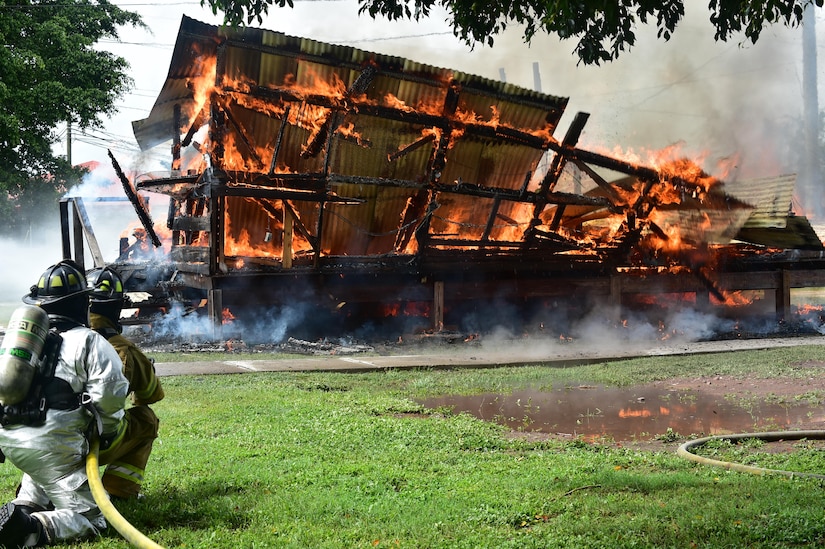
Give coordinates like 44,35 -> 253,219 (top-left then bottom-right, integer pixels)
86,436 -> 165,549
677,430 -> 825,480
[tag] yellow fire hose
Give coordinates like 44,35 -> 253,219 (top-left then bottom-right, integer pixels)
85,437 -> 165,549
677,430 -> 825,480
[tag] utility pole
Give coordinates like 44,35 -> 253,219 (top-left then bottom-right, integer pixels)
532,62 -> 542,93
66,120 -> 73,166
802,3 -> 821,218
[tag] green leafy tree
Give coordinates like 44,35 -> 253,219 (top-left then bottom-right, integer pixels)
0,0 -> 143,236
202,0 -> 823,65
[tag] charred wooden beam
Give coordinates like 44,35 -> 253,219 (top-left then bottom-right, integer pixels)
69,197 -> 105,267
348,64 -> 378,96
425,238 -> 530,249
134,179 -> 199,201
481,197 -> 502,241
209,93 -> 227,170
518,170 -> 532,197
694,266 -> 726,302
171,215 -> 210,232
172,104 -> 182,171
281,199 -> 319,251
218,184 -> 364,204
216,98 -> 266,170
299,65 -> 379,160
328,174 -> 428,190
549,204 -> 566,232
181,107 -> 207,148
434,181 -> 617,209
224,83 -> 554,153
59,199 -> 71,260
108,149 -> 162,248
527,228 -> 586,250
237,171 -> 327,190
300,111 -> 332,159
188,197 -> 207,245
544,112 -> 590,192
570,158 -> 622,202
326,173 -> 618,210
249,196 -> 317,252
425,233 -> 580,251
526,112 -> 590,245
167,196 -> 178,245
388,133 -> 436,161
647,220 -> 669,241
565,146 -> 660,183
269,106 -> 291,175
205,168 -> 224,276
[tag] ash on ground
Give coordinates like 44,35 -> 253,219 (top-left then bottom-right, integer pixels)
125,324 -> 479,356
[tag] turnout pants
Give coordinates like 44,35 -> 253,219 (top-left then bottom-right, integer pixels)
99,405 -> 160,498
9,448 -> 105,543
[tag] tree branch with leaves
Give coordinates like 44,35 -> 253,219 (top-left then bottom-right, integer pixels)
202,0 -> 823,66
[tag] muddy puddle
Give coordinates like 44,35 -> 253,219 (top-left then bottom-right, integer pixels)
420,384 -> 822,441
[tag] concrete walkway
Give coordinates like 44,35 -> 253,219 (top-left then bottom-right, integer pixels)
153,334 -> 825,376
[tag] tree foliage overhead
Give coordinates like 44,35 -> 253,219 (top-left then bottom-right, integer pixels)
0,0 -> 143,234
0,0 -> 143,179
203,0 -> 823,66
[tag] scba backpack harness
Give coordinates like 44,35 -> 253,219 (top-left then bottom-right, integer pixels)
0,329 -> 91,427
0,306 -> 91,428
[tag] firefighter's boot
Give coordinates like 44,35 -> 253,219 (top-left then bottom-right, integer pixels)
0,503 -> 45,548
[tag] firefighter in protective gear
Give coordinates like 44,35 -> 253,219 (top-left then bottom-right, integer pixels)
0,260 -> 128,547
87,267 -> 164,499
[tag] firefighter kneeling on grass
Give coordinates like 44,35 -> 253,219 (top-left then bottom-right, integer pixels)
0,260 -> 128,547
86,266 -> 164,500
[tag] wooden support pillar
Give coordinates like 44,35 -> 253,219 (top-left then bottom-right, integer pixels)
695,290 -> 710,311
208,289 -> 223,339
72,203 -> 84,271
609,276 -> 622,323
59,199 -> 71,260
283,206 -> 294,269
776,270 -> 791,321
172,104 -> 182,172
433,281 -> 444,332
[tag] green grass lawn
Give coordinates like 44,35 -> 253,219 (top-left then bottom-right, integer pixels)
7,346 -> 823,548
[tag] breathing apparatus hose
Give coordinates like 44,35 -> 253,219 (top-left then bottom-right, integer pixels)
676,430 -> 825,480
85,436 -> 165,549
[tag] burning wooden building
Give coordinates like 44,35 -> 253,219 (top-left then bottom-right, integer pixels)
60,16 -> 825,339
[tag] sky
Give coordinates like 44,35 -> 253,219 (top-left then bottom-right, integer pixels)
62,0 -> 823,184
3,0 -> 823,303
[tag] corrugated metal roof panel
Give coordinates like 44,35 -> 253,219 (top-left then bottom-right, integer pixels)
133,16 -> 568,151
724,174 -> 796,229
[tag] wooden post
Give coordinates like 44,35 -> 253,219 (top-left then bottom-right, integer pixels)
695,290 -> 710,311
59,199 -> 72,260
776,270 -> 791,321
208,289 -> 223,340
283,206 -> 293,269
72,203 -> 84,271
609,275 -> 622,323
433,281 -> 444,332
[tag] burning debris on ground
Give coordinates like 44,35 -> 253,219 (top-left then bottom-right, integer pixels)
56,16 -> 825,345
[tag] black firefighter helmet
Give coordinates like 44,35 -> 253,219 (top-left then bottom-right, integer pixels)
87,267 -> 126,323
22,260 -> 91,327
